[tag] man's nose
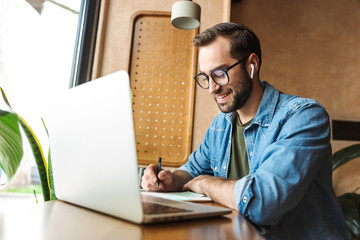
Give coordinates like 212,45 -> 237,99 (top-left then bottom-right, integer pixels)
208,78 -> 220,94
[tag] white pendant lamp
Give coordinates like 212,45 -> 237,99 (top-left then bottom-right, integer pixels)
171,0 -> 201,30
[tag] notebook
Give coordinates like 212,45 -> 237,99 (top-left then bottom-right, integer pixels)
44,70 -> 232,224
140,189 -> 212,202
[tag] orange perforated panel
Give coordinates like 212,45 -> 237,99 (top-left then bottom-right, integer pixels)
129,12 -> 197,167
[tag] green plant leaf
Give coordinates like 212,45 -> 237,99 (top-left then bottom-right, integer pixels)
339,192 -> 360,213
47,149 -> 56,200
0,87 -> 12,108
42,118 -> 56,200
332,144 -> 360,171
0,110 -> 23,179
1,87 -> 50,201
338,198 -> 360,239
18,118 -> 50,201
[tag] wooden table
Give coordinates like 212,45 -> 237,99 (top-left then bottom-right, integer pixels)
0,200 -> 264,240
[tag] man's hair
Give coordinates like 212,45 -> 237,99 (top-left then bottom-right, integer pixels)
193,22 -> 262,69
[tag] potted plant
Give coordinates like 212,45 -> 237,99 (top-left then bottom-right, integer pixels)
0,87 -> 55,201
333,143 -> 360,240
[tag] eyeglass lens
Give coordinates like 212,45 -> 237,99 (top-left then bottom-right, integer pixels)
195,74 -> 209,88
211,70 -> 228,85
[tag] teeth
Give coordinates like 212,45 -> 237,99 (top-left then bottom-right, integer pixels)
217,93 -> 229,99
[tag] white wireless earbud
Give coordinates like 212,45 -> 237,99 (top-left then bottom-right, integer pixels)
250,64 -> 255,79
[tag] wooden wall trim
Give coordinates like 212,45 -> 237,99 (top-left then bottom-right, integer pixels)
91,0 -> 110,80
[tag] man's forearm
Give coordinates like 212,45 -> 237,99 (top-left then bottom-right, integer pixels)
206,177 -> 238,210
184,175 -> 238,210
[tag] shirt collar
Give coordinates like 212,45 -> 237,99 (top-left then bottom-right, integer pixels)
252,81 -> 279,127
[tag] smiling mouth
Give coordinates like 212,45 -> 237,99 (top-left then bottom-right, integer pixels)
215,92 -> 231,103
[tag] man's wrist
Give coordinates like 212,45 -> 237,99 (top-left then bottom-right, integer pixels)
173,170 -> 192,191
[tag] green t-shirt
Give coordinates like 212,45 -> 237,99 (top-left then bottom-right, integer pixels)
227,115 -> 251,180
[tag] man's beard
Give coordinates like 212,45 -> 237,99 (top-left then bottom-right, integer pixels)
214,71 -> 253,113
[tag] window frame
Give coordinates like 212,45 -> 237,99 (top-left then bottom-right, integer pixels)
70,0 -> 101,87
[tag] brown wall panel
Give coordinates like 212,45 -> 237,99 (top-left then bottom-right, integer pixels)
129,13 -> 197,166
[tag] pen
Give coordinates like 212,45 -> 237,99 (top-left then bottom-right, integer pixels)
156,157 -> 162,187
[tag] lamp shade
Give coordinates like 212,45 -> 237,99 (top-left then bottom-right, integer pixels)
171,1 -> 201,30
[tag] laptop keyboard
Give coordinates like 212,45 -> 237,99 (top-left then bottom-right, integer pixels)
142,202 -> 192,215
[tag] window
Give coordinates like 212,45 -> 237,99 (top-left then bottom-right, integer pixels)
0,0 -> 82,194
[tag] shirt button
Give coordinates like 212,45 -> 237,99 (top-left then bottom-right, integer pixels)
243,196 -> 248,203
223,166 -> 226,170
214,166 -> 218,170
249,152 -> 253,156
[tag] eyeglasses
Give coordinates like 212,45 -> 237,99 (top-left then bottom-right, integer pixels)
194,56 -> 249,89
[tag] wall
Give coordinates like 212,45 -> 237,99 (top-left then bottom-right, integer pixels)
230,0 -> 360,195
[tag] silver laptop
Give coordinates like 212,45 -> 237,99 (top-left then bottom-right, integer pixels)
44,70 -> 231,224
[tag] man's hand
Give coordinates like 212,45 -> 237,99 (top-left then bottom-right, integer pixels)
141,165 -> 192,192
182,175 -> 211,195
183,175 -> 238,210
141,164 -> 176,191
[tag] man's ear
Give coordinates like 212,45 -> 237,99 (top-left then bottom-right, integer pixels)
248,53 -> 260,79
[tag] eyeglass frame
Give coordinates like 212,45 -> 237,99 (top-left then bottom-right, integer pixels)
193,55 -> 250,89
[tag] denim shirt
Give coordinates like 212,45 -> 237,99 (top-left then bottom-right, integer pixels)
179,82 -> 348,239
